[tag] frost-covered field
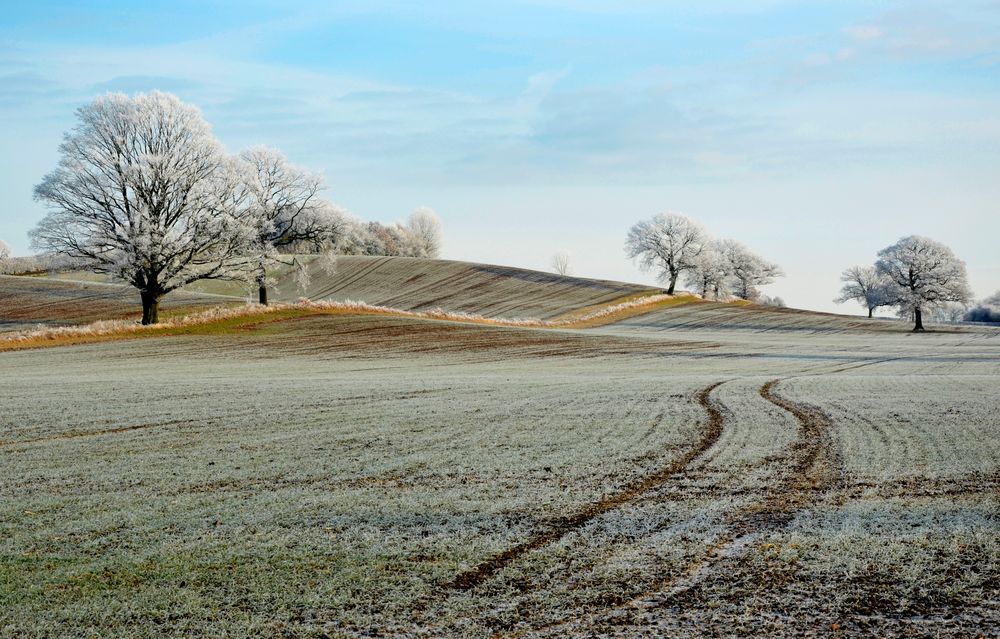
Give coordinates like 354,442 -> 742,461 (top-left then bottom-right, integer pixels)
1,308 -> 998,637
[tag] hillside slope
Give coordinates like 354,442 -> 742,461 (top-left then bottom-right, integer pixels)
606,300 -> 908,334
269,255 -> 657,320
0,275 -> 235,332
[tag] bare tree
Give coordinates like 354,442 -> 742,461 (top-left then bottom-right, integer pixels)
716,238 -> 783,301
834,265 -> 896,318
551,251 -> 572,276
0,239 -> 10,266
31,92 -> 256,324
240,146 -> 344,305
875,235 -> 972,331
625,213 -> 706,294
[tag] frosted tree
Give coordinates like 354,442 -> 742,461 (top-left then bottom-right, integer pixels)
240,146 -> 345,304
0,239 -> 10,263
834,265 -> 896,318
405,207 -> 442,258
684,243 -> 729,299
875,235 -> 972,331
717,238 -> 783,301
31,92 -> 256,324
625,213 -> 706,294
551,251 -> 572,276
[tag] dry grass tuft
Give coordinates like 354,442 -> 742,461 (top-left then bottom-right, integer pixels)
0,293 -> 699,352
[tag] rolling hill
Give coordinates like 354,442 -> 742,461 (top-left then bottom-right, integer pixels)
267,255 -> 658,319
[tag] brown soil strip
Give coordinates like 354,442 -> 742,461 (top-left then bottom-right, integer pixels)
839,474 -> 1000,500
631,381 -> 840,600
524,379 -> 841,637
0,419 -> 194,448
447,380 -> 728,591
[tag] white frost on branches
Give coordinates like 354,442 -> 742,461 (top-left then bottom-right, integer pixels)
625,213 -> 706,295
834,265 -> 897,318
714,238 -> 783,301
406,207 -> 443,258
875,235 -> 972,330
626,213 -> 782,301
31,92 -> 258,323
238,146 -> 345,302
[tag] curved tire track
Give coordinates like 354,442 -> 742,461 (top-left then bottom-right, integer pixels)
447,380 -> 729,591
526,378 -> 841,637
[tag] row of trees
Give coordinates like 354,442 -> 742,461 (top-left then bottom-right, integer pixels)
336,209 -> 441,259
964,291 -> 1000,323
625,213 -> 783,301
835,235 -> 973,330
28,92 -> 440,323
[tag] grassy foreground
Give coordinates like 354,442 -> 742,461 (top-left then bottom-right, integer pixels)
1,301 -> 998,637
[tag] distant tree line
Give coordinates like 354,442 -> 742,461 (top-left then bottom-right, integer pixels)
27,92 -> 442,323
625,213 -> 783,301
963,291 -> 1000,324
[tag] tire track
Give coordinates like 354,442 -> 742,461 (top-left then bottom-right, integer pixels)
639,380 -> 838,599
0,418 -> 196,448
524,378 -> 840,637
447,380 -> 728,591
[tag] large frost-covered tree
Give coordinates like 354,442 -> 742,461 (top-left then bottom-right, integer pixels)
31,92 -> 256,324
0,239 -> 10,263
875,235 -> 972,331
716,238 -> 783,301
834,265 -> 896,318
240,146 -> 343,304
625,213 -> 706,294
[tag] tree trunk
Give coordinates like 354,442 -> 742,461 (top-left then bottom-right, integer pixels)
256,269 -> 268,305
868,307 -> 873,318
666,274 -> 677,295
913,307 -> 924,331
140,290 -> 160,325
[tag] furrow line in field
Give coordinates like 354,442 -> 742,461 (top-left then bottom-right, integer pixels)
524,378 -> 841,637
446,380 -> 728,591
0,419 -> 196,448
644,381 -> 839,598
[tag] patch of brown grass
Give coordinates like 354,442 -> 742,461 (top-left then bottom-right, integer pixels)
1,293 -> 696,353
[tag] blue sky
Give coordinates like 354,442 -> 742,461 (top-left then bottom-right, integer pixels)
2,1 -> 998,312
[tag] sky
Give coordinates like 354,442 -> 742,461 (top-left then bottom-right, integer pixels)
1,1 -> 998,313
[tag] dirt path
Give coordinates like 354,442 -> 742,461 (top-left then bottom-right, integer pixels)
447,380 -> 728,591
523,378 -> 841,637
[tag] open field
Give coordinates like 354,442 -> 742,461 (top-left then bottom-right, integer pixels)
1,262 -> 998,638
0,275 -> 238,333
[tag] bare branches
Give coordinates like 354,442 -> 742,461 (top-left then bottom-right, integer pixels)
834,265 -> 896,317
625,213 -> 707,294
627,213 -> 784,300
551,251 -> 572,276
